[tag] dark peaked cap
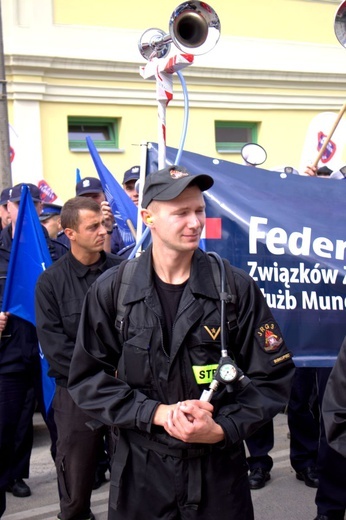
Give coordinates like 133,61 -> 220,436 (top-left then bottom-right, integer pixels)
141,165 -> 214,208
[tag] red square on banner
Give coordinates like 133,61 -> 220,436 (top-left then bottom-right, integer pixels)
205,218 -> 222,239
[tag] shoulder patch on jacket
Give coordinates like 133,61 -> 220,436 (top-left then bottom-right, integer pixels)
256,322 -> 283,353
201,324 -> 221,342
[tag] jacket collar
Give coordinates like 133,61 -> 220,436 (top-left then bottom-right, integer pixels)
68,249 -> 109,278
123,246 -> 220,305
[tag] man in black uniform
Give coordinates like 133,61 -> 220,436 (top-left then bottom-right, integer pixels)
0,183 -> 67,517
35,197 -> 123,520
323,337 -> 346,458
75,177 -> 125,255
68,165 -> 295,520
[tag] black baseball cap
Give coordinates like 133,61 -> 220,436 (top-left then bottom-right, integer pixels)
0,187 -> 11,206
76,177 -> 103,196
317,166 -> 332,177
141,165 -> 214,209
123,166 -> 140,184
8,183 -> 42,203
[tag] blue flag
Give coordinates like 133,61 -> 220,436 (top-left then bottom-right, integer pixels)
76,167 -> 81,184
2,185 -> 55,412
86,136 -> 138,247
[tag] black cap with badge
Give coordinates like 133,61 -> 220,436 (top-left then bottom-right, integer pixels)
141,165 -> 214,209
8,183 -> 42,203
123,166 -> 140,184
76,177 -> 103,196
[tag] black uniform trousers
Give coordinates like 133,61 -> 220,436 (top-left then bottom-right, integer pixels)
109,433 -> 254,520
53,386 -> 107,520
287,367 -> 319,472
245,420 -> 274,472
246,367 -> 321,474
315,368 -> 346,519
0,372 -> 34,516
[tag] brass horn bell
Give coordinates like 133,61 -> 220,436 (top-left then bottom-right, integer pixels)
335,0 -> 346,47
138,1 -> 221,60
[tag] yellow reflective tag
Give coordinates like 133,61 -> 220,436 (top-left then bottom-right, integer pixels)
192,364 -> 219,384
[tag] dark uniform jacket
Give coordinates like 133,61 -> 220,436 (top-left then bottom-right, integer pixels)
322,337 -> 346,457
35,249 -> 123,387
68,246 -> 295,449
0,224 -> 67,374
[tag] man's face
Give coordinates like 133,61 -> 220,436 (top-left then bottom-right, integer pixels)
41,215 -> 62,239
7,200 -> 42,224
80,192 -> 106,205
146,185 -> 205,253
123,180 -> 139,206
0,205 -> 11,227
66,209 -> 107,254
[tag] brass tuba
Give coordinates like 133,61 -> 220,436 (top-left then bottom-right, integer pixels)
138,1 -> 221,60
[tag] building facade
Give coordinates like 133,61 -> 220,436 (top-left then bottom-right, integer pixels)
2,0 -> 346,201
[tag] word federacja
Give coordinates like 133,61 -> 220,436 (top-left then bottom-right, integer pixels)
249,216 -> 346,260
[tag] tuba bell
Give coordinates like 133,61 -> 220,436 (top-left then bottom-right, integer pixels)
138,1 -> 221,60
334,1 -> 346,47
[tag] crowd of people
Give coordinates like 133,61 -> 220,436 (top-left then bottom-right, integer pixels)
0,162 -> 345,520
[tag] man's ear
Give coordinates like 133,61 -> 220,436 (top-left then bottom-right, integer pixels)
141,209 -> 152,227
63,227 -> 75,241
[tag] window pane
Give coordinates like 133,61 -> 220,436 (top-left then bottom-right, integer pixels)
215,126 -> 252,143
67,117 -> 119,150
215,122 -> 258,152
68,125 -> 110,141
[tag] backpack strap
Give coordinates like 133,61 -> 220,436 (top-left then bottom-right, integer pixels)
114,258 -> 138,340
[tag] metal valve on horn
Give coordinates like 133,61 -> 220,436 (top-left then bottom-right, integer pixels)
138,1 -> 221,60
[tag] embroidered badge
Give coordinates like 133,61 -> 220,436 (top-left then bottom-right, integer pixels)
271,352 -> 292,366
203,325 -> 221,341
256,322 -> 283,353
170,169 -> 189,180
264,329 -> 283,351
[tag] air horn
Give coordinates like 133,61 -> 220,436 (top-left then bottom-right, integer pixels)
138,1 -> 221,60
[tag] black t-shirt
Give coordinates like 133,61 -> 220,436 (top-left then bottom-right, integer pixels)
154,272 -> 187,355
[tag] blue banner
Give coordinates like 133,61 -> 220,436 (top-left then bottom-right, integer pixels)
147,143 -> 346,366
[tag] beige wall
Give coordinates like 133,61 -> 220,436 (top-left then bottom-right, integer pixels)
3,0 -> 346,202
54,0 -> 339,43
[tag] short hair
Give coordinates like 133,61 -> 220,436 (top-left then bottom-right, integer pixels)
61,197 -> 101,230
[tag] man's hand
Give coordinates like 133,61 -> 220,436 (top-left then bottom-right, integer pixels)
304,165 -> 317,177
164,400 -> 225,444
0,311 -> 9,332
100,200 -> 115,231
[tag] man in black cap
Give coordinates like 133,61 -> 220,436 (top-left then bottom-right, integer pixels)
0,187 -> 11,230
68,165 -> 295,520
76,177 -> 124,254
0,183 -> 67,513
122,165 -> 140,206
39,203 -> 63,239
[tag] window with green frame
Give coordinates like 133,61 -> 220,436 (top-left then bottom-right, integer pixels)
68,117 -> 119,150
215,122 -> 258,153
